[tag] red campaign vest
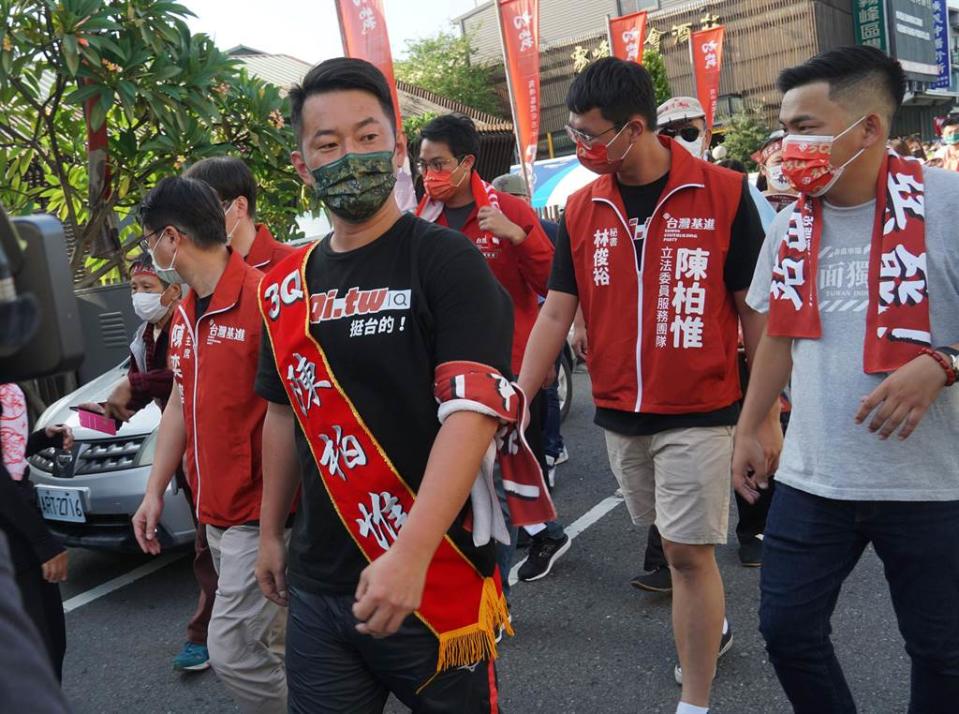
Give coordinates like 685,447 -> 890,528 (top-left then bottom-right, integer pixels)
167,250 -> 267,526
245,224 -> 298,272
259,246 -> 511,672
564,137 -> 743,414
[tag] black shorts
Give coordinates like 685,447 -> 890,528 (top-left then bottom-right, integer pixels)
287,587 -> 501,714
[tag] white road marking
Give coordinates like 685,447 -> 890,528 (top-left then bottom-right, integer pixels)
62,553 -> 185,613
509,493 -> 624,586
63,494 -> 625,610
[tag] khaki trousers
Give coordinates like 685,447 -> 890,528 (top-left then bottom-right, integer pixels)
206,524 -> 290,714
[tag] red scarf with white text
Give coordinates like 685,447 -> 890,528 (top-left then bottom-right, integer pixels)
767,150 -> 931,373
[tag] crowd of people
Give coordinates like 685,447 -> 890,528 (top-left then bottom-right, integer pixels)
2,41 -> 959,714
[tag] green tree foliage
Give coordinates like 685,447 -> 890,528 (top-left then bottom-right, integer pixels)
721,105 -> 770,170
0,0 -> 304,285
642,50 -> 672,107
402,112 -> 437,142
395,30 -> 503,116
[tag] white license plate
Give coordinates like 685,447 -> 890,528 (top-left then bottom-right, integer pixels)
36,486 -> 86,523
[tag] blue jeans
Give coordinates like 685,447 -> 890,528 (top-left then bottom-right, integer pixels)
542,378 -> 564,460
759,483 -> 959,714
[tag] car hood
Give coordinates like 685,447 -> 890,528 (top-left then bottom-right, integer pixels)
36,361 -> 161,439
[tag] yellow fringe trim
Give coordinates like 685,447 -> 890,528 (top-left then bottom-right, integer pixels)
435,577 -> 514,672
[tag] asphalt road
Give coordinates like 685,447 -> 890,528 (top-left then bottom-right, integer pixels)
59,370 -> 909,713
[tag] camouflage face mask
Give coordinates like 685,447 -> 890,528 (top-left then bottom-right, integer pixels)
310,150 -> 398,223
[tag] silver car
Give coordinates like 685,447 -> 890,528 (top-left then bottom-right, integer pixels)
29,361 -> 195,552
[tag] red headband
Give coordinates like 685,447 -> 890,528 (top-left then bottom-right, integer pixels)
131,263 -> 158,278
751,138 -> 783,166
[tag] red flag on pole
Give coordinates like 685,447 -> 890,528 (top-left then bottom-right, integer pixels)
607,11 -> 648,64
334,0 -> 417,210
334,0 -> 402,133
495,0 -> 540,195
690,26 -> 725,131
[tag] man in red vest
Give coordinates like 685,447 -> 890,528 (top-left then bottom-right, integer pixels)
518,57 -> 782,714
415,115 -> 570,584
184,156 -> 297,271
131,176 -> 289,713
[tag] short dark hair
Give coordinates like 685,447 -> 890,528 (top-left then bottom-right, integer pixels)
289,57 -> 396,145
129,252 -> 170,288
139,176 -> 227,248
777,46 -> 906,124
566,57 -> 658,130
942,115 -> 959,128
419,114 -> 480,159
183,156 -> 257,218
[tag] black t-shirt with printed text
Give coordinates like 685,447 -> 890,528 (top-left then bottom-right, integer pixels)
550,174 -> 765,436
255,213 -> 513,595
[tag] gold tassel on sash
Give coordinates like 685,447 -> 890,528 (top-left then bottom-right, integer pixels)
434,577 -> 514,672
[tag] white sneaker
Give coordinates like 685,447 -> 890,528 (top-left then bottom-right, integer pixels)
555,446 -> 569,466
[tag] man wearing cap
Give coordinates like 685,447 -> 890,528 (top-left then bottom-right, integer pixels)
658,97 -> 776,229
752,130 -> 797,213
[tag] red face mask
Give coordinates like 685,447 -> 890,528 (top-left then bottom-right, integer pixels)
573,124 -> 634,174
780,117 -> 865,197
423,160 -> 469,202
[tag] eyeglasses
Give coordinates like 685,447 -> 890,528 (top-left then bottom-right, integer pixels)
659,125 -> 702,143
138,226 -> 184,252
415,157 -> 463,174
138,229 -> 162,253
564,124 -> 619,149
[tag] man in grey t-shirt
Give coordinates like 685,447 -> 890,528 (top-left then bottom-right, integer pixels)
734,47 -> 959,714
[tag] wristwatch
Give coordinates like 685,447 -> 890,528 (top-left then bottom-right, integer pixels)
936,346 -> 959,384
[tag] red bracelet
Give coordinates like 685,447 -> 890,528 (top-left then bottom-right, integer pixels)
920,348 -> 957,387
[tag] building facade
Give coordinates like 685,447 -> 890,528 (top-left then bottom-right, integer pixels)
457,0 -> 957,154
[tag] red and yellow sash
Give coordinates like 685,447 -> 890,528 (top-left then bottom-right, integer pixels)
259,245 -> 511,671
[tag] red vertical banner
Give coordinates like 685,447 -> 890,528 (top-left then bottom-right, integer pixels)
690,26 -> 725,131
334,0 -> 402,133
496,0 -> 540,192
607,11 -> 648,64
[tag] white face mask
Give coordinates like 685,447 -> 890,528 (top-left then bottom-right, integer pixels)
132,291 -> 170,324
224,200 -> 239,245
147,231 -> 184,285
766,163 -> 792,192
675,136 -> 705,159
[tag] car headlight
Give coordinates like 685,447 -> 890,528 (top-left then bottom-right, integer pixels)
135,428 -> 159,467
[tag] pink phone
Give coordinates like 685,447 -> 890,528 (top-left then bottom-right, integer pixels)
73,407 -> 119,436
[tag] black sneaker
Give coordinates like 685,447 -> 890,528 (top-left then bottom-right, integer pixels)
630,566 -> 672,593
516,529 -> 531,549
738,536 -> 763,568
518,533 -> 571,581
674,622 -> 734,685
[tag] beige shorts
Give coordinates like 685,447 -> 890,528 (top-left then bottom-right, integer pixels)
604,426 -> 733,545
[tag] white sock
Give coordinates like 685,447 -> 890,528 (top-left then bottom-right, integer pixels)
523,523 -> 547,536
676,703 -> 709,714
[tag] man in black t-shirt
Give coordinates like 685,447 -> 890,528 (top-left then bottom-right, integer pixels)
253,58 -> 515,713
